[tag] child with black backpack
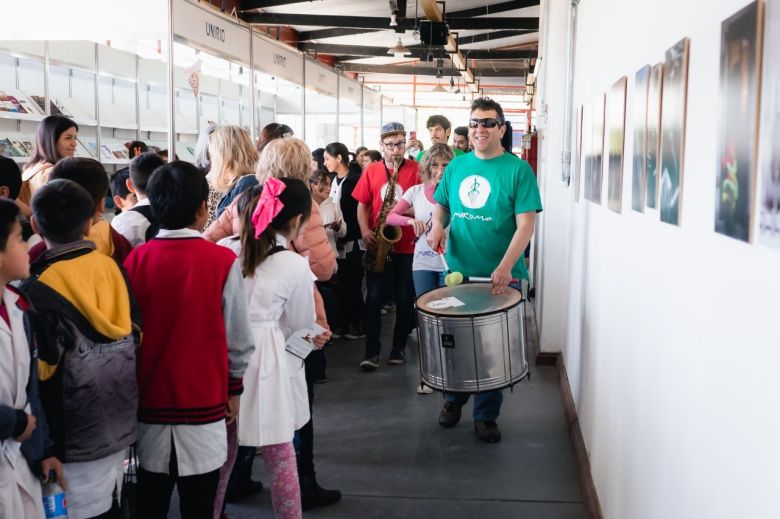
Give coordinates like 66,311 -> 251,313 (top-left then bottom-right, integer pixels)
21,179 -> 141,518
111,152 -> 164,246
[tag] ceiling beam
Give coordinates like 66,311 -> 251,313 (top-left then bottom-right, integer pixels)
240,0 -> 321,8
302,43 -> 537,61
447,0 -> 540,18
339,63 -> 528,78
457,30 -> 533,46
296,0 -> 539,42
242,12 -> 539,31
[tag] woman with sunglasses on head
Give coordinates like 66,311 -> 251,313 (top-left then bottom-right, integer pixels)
427,97 -> 543,444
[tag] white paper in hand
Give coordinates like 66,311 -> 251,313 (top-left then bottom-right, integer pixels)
285,323 -> 327,360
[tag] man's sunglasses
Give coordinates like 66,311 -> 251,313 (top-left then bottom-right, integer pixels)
468,118 -> 503,129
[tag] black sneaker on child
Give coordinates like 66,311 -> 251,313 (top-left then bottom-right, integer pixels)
474,420 -> 501,443
388,350 -> 405,365
438,402 -> 462,428
359,355 -> 379,371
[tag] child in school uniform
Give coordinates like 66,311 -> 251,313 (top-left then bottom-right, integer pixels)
0,198 -> 62,519
109,167 -> 137,216
28,158 -> 134,263
21,179 -> 140,519
123,161 -> 254,519
232,178 -> 330,519
111,152 -> 164,247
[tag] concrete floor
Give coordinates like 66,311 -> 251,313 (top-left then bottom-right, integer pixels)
173,302 -> 587,519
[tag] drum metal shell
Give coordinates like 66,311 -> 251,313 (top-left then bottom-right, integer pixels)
416,285 -> 529,393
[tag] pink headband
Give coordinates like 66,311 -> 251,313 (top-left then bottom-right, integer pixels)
252,177 -> 286,238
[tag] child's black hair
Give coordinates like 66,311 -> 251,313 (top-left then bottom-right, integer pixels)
31,179 -> 94,244
147,160 -> 209,230
240,177 -> 312,277
0,198 -> 20,252
0,156 -> 22,200
129,152 -> 165,196
49,157 -> 109,214
110,167 -> 131,199
310,169 -> 331,187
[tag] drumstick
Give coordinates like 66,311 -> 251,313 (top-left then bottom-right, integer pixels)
438,247 -> 465,286
465,276 -> 520,284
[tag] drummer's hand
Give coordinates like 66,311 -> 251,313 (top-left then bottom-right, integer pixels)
427,225 -> 446,252
312,330 -> 332,349
408,218 -> 426,237
490,264 -> 513,295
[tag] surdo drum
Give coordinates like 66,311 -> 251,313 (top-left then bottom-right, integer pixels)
416,283 -> 528,393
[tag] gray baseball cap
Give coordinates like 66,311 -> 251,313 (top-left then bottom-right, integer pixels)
380,122 -> 406,139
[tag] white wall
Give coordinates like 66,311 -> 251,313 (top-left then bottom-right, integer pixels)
536,1 -> 780,518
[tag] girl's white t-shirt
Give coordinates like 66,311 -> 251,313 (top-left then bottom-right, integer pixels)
402,184 -> 446,272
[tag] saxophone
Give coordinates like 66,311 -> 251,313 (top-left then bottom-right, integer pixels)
367,158 -> 403,273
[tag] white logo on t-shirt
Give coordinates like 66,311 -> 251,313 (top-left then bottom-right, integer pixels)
458,175 -> 491,209
380,182 -> 404,201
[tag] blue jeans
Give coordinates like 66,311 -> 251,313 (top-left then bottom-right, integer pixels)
412,270 -> 445,297
444,280 -> 524,423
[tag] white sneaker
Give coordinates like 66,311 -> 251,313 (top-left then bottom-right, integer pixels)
416,382 -> 434,395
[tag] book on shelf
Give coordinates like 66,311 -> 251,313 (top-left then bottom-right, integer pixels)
0,92 -> 29,114
30,95 -> 73,118
77,137 -> 98,158
11,139 -> 33,157
0,138 -> 23,157
100,145 -> 113,161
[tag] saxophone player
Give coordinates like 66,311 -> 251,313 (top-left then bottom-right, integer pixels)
352,122 -> 421,371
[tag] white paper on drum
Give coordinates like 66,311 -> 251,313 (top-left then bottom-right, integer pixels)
427,297 -> 466,309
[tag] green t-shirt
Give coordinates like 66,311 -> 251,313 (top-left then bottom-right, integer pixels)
434,151 -> 542,281
416,146 -> 465,162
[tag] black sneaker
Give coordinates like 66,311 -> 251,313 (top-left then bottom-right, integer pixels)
224,478 -> 264,503
360,355 -> 379,371
388,350 -> 405,365
300,473 -> 341,510
474,420 -> 501,443
438,402 -> 462,428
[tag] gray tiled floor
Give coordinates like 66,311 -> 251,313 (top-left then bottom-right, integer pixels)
174,302 -> 587,518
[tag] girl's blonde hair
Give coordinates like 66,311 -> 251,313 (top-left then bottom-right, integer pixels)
419,143 -> 454,183
255,138 -> 312,183
207,126 -> 259,192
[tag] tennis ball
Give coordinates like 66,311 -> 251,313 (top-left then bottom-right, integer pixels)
444,273 -> 455,286
447,272 -> 464,286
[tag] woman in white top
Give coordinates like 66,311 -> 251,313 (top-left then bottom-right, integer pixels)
388,143 -> 454,296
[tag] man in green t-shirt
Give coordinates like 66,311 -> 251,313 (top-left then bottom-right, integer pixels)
411,115 -> 465,163
428,97 -> 542,444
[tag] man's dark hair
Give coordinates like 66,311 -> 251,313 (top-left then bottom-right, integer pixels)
110,167 -> 131,199
0,198 -> 20,252
454,126 -> 468,138
366,150 -> 382,162
147,160 -> 209,230
49,157 -> 109,214
129,152 -> 165,195
31,179 -> 94,244
0,156 -> 22,200
426,115 -> 452,131
470,97 -> 506,124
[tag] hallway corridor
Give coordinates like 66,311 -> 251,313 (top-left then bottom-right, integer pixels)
217,302 -> 588,519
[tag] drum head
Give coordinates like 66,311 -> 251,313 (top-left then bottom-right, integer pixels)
416,283 -> 523,317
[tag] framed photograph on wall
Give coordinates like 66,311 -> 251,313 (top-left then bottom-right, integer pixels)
573,104 -> 583,202
716,1 -> 764,242
758,0 -> 780,249
607,76 -> 628,213
632,65 -> 650,212
581,101 -> 594,203
659,38 -> 690,226
586,93 -> 606,204
646,63 -> 664,210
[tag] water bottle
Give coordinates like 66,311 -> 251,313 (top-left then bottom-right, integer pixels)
41,470 -> 67,519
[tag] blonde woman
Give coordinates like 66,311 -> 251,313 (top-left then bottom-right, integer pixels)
204,125 -> 259,229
